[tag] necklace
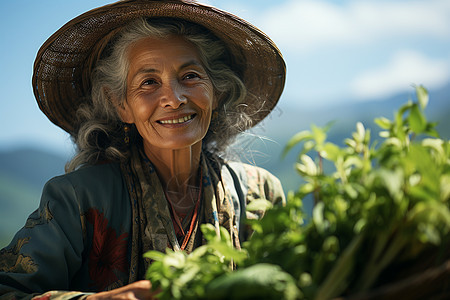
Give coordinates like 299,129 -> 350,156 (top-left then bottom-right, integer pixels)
165,170 -> 203,250
165,185 -> 200,217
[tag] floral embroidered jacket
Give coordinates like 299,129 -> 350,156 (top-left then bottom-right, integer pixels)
0,161 -> 284,300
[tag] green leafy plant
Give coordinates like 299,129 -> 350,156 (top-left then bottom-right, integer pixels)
145,224 -> 246,300
246,85 -> 450,299
146,86 -> 450,299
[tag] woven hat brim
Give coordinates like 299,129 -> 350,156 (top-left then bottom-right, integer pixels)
33,0 -> 286,134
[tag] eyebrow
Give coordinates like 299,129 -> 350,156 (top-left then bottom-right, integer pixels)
179,60 -> 204,70
134,68 -> 159,77
132,60 -> 205,79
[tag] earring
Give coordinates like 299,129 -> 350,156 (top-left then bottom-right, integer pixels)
123,124 -> 130,145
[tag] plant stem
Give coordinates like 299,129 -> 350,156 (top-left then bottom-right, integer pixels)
355,231 -> 408,292
314,234 -> 364,300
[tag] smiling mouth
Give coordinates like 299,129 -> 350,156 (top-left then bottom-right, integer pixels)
158,114 -> 195,125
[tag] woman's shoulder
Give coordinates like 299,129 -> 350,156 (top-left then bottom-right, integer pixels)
226,161 -> 281,185
43,162 -> 127,207
48,162 -> 123,187
224,161 -> 285,204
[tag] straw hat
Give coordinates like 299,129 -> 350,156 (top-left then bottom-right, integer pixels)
33,0 -> 286,135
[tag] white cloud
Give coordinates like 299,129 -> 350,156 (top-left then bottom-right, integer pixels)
350,50 -> 450,100
259,0 -> 450,53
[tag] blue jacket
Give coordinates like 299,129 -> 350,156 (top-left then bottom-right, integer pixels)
0,161 -> 284,299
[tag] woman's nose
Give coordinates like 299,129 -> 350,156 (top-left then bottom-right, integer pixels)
159,81 -> 187,109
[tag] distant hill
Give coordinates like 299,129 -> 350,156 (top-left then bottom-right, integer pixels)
0,84 -> 449,248
0,148 -> 67,247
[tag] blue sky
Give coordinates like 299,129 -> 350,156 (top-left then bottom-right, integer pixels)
1,0 -> 449,155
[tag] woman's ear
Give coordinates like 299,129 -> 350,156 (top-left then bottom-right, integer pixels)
117,100 -> 134,124
106,88 -> 134,123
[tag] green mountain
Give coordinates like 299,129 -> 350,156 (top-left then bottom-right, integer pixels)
0,148 -> 67,247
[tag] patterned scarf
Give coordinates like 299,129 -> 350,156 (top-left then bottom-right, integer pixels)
120,145 -> 240,282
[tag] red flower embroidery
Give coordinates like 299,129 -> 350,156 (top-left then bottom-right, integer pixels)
86,208 -> 128,290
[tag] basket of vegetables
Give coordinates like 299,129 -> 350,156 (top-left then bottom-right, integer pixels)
145,86 -> 450,300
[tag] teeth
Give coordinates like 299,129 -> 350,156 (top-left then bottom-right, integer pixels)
160,114 -> 193,124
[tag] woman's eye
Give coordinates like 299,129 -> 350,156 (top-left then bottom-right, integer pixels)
142,79 -> 157,86
183,73 -> 200,80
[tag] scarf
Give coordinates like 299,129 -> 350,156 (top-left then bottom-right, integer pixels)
120,145 -> 240,282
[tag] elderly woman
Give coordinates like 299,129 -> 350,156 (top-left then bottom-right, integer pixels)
0,0 -> 286,299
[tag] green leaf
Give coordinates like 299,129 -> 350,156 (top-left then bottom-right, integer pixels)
344,184 -> 358,199
441,175 -> 450,201
246,199 -> 273,212
375,117 -> 392,130
415,85 -> 429,110
364,127 -> 371,145
313,201 -> 325,233
219,226 -> 232,244
299,272 -> 313,288
163,251 -> 186,268
356,122 -> 365,140
300,154 -> 318,176
312,124 -> 327,146
144,250 -> 166,261
377,168 -> 404,201
422,138 -> 445,160
384,137 -> 402,148
283,130 -> 313,158
408,103 -> 427,134
189,245 -> 209,259
299,182 -> 315,194
379,131 -> 390,138
206,264 -> 302,300
302,140 -> 316,156
345,138 -> 357,149
394,101 -> 413,141
201,223 -> 219,242
319,142 -> 341,161
395,101 -> 413,124
343,156 -> 363,169
322,236 -> 339,253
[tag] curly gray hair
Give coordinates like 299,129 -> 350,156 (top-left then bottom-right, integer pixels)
66,17 -> 249,172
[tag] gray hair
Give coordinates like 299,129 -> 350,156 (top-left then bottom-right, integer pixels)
66,17 -> 249,172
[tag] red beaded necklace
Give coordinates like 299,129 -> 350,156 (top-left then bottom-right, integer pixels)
165,171 -> 203,250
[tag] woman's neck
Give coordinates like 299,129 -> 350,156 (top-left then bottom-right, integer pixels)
143,141 -> 202,196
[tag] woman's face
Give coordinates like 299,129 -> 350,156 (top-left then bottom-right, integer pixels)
119,35 -> 216,153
